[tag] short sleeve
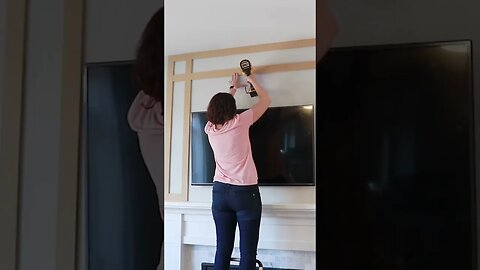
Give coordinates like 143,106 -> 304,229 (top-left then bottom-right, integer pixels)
239,109 -> 254,127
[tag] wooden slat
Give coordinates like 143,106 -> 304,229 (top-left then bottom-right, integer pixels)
180,59 -> 193,202
172,61 -> 315,82
169,38 -> 315,61
165,59 -> 175,199
165,193 -> 189,202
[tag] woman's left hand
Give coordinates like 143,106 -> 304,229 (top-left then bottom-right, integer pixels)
231,73 -> 246,89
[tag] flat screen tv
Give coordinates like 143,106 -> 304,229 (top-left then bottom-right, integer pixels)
191,105 -> 315,186
316,40 -> 475,269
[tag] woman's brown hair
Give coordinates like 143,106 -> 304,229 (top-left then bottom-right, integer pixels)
207,93 -> 237,125
134,7 -> 164,110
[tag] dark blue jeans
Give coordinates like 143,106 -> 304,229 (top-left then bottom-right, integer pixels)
212,181 -> 262,270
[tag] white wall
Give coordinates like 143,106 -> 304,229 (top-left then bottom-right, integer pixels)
165,0 -> 316,205
165,0 -> 315,56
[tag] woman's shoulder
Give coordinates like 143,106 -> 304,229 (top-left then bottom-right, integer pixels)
127,90 -> 164,134
238,109 -> 253,126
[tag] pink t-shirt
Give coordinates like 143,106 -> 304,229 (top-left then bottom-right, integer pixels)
204,109 -> 258,185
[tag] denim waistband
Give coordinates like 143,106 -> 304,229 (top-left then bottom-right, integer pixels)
213,181 -> 259,191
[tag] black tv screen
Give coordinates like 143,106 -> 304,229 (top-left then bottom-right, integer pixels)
316,41 -> 475,269
191,105 -> 315,186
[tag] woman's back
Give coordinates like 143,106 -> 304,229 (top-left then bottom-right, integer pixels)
205,109 -> 257,185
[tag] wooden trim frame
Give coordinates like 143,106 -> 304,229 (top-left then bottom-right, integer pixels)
0,0 -> 27,269
164,38 -> 315,202
55,0 -> 84,269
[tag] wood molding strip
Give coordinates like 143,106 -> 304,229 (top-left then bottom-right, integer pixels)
180,59 -> 193,202
165,59 -> 175,199
165,193 -> 188,201
172,61 -> 315,82
169,38 -> 315,61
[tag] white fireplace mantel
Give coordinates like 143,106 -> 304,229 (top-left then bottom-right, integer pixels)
164,202 -> 316,270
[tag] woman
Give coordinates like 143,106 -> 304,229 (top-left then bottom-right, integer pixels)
127,7 -> 164,270
205,72 -> 271,270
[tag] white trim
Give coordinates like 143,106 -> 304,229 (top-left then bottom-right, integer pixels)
165,202 -> 315,217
